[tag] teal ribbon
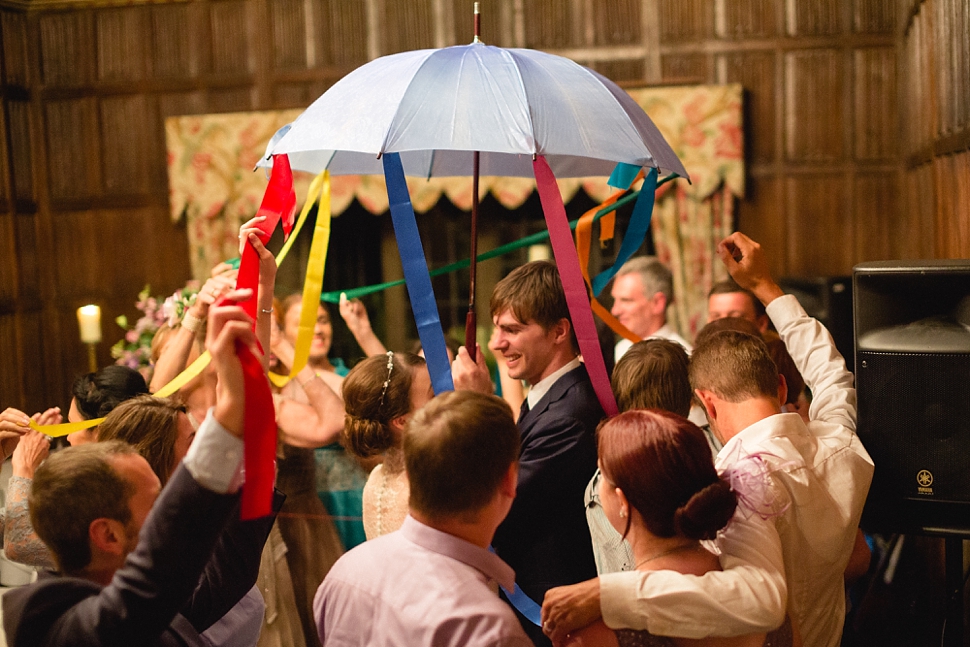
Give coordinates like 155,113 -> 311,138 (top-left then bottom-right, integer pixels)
590,167 -> 659,296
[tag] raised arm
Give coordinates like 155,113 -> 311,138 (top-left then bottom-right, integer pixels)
3,429 -> 56,569
150,269 -> 237,393
239,216 -> 277,373
338,293 -> 387,357
271,332 -> 345,448
717,232 -> 855,430
275,376 -> 345,448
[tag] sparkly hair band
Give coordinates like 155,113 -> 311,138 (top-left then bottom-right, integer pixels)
378,351 -> 394,406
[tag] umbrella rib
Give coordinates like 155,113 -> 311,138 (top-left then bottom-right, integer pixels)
379,52 -> 445,157
504,50 -> 539,156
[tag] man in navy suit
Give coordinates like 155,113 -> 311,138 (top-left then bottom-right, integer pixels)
476,260 -> 604,646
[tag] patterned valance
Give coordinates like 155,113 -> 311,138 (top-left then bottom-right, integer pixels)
165,83 -> 742,280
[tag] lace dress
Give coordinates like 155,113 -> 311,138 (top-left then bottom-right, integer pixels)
361,453 -> 410,540
2,476 -> 55,570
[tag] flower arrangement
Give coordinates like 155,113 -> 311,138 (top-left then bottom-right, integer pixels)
111,283 -> 200,379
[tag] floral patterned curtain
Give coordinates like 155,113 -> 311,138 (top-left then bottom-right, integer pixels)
165,84 -> 743,341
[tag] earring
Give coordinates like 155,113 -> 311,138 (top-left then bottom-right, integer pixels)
619,509 -> 627,518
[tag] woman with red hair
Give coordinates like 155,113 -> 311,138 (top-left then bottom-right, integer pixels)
565,410 -> 793,647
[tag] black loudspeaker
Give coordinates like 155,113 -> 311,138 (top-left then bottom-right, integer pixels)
778,276 -> 854,372
854,260 -> 970,535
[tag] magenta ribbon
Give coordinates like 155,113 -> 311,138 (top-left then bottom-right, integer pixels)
533,157 -> 618,417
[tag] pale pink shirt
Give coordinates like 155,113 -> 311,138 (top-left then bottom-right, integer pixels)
314,515 -> 534,647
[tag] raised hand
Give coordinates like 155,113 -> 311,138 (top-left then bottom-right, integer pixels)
31,407 -> 62,427
452,344 -> 493,394
206,289 -> 260,437
11,429 -> 50,478
0,407 -> 31,461
716,232 -> 784,306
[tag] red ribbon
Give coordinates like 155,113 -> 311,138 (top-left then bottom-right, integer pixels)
234,154 -> 295,518
533,156 -> 619,417
238,340 -> 277,519
238,155 -> 295,321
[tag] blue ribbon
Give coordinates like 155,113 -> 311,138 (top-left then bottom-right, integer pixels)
590,167 -> 659,297
503,583 -> 543,626
488,546 -> 542,626
382,153 -> 455,394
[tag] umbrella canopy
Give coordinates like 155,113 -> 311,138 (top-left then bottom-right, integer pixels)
267,42 -> 688,181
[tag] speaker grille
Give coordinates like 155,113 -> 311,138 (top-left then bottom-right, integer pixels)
858,351 -> 970,532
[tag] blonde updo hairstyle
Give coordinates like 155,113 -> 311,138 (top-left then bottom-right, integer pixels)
342,352 -> 427,458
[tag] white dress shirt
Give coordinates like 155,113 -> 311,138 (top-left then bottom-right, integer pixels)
600,294 -> 874,647
526,357 -> 582,410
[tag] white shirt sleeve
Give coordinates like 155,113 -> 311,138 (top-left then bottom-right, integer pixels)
600,508 -> 787,637
183,408 -> 245,494
766,294 -> 857,432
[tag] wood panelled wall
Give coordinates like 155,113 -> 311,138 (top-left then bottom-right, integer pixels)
898,0 -> 970,260
0,0 -> 963,414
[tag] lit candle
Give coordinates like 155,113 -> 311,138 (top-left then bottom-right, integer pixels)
77,305 -> 102,344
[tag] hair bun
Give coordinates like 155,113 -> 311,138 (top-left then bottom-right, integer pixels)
673,478 -> 737,540
343,415 -> 394,458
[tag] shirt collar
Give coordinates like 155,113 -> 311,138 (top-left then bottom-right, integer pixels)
399,516 -> 517,592
527,357 -> 582,409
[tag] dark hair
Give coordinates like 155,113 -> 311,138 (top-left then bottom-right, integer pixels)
693,316 -> 762,349
96,395 -> 186,485
409,336 -> 461,361
30,441 -> 138,574
405,391 -> 519,520
598,410 -> 736,540
342,353 -> 427,458
71,365 -> 150,420
611,339 -> 691,417
689,330 -> 779,402
708,278 -> 766,320
765,335 -> 804,405
490,261 -> 577,352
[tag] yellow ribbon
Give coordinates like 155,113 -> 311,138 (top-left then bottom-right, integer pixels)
29,417 -> 102,437
269,171 -> 331,388
33,171 -> 330,437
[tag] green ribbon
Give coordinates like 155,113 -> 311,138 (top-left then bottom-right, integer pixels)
321,173 -> 679,304
321,187 -> 644,303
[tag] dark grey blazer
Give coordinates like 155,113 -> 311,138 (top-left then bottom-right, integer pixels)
2,465 -> 279,647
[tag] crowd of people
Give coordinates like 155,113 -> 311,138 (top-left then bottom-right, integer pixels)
0,228 -> 873,647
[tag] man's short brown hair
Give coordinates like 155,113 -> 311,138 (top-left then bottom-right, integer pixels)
611,339 -> 691,417
404,391 -> 520,520
490,261 -> 577,351
689,330 -> 779,403
29,441 -> 138,574
708,278 -> 766,320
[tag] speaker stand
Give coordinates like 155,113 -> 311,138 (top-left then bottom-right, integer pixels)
944,537 -> 964,647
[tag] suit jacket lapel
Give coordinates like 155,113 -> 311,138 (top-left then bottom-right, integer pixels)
518,365 -> 587,433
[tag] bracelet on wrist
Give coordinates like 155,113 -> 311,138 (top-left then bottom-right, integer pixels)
181,311 -> 203,334
298,373 -> 318,389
